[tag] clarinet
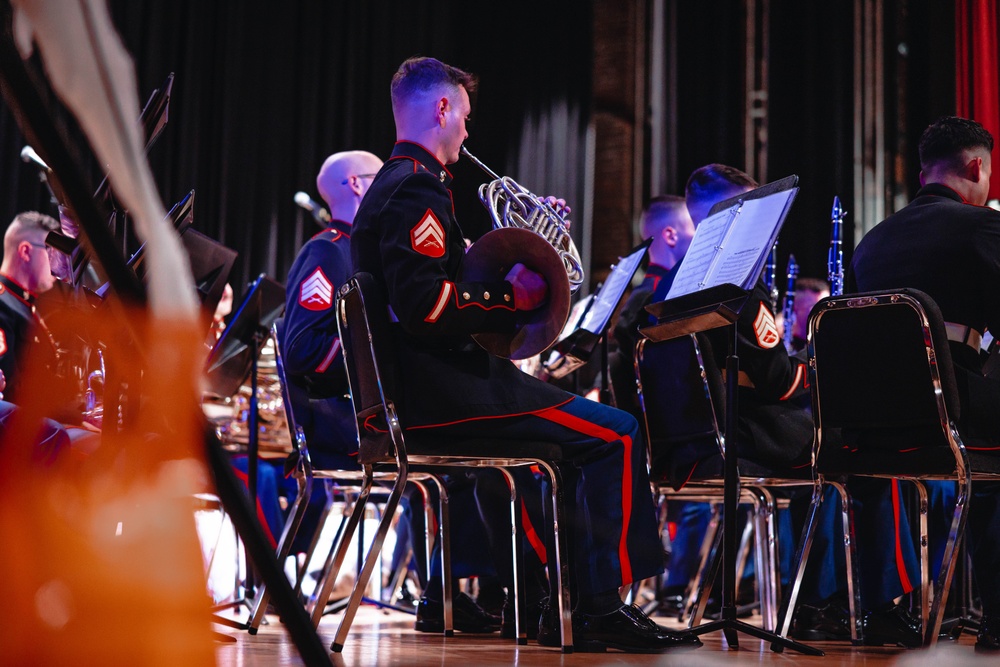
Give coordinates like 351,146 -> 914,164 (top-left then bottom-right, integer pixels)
782,254 -> 799,353
765,242 -> 779,311
828,196 -> 846,296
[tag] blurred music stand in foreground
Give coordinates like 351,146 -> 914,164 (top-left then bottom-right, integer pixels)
641,177 -> 821,655
205,273 -> 285,617
545,239 -> 651,404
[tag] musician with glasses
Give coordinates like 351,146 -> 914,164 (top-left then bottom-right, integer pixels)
0,210 -> 61,404
848,115 -> 1000,653
349,55 -> 700,653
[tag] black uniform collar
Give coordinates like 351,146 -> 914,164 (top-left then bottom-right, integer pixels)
390,141 -> 453,187
645,263 -> 670,280
327,219 -> 352,237
0,273 -> 34,305
916,183 -> 966,203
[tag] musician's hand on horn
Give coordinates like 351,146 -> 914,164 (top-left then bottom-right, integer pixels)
506,262 -> 549,311
541,196 -> 572,226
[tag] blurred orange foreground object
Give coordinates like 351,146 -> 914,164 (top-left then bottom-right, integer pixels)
0,305 -> 216,666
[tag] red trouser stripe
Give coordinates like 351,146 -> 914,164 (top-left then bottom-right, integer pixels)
534,407 -> 634,585
891,478 -> 914,593
521,498 -> 547,565
232,465 -> 278,549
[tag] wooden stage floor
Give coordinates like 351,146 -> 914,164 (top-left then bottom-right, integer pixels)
212,604 -> 990,666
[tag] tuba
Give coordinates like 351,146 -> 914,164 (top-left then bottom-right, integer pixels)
459,145 -> 584,360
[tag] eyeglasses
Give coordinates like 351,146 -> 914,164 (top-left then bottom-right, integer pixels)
341,173 -> 378,185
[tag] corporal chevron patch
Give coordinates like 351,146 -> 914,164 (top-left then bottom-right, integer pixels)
753,302 -> 780,349
411,209 -> 446,257
299,267 -> 334,311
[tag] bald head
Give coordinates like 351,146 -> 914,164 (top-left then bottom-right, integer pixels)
685,164 -> 758,226
1,211 -> 59,294
316,150 -> 383,224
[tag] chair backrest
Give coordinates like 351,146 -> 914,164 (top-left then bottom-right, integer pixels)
270,318 -> 310,460
336,272 -> 400,465
808,288 -> 961,454
635,333 -> 725,480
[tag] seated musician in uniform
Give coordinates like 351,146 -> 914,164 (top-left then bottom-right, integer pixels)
848,115 -> 1000,653
349,55 -> 700,653
0,210 -> 79,462
608,195 -> 716,616
644,165 -> 923,645
284,149 -> 511,630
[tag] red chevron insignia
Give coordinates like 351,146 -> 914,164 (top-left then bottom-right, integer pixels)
753,302 -> 780,349
299,268 -> 334,311
411,209 -> 446,258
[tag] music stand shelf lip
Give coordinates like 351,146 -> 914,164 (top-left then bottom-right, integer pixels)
641,284 -> 750,342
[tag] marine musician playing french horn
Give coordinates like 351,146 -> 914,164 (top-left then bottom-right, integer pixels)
349,55 -> 700,654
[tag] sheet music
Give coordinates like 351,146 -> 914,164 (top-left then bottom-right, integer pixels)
580,245 -> 647,334
666,188 -> 796,300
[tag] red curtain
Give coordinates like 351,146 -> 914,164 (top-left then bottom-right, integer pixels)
956,0 -> 1000,200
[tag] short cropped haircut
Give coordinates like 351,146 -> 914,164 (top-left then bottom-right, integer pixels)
390,57 -> 478,112
685,164 -> 758,205
918,116 -> 994,172
641,195 -> 687,240
4,210 -> 58,258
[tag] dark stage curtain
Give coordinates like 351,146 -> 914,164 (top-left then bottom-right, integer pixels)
0,0 -> 592,303
956,0 -> 1000,201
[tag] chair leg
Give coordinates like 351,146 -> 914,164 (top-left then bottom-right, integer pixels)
535,460 -> 573,653
910,480 -> 931,636
689,524 -> 723,628
311,478 -> 374,627
832,481 -> 862,644
498,467 -> 526,644
332,464 -> 410,652
294,481 -> 337,598
247,468 -> 314,632
428,475 -> 453,635
923,473 -> 971,647
750,486 -> 780,630
772,480 -> 824,644
683,502 -> 721,623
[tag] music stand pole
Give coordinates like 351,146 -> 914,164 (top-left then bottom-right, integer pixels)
599,333 -> 613,406
687,323 -> 822,655
244,328 -> 265,595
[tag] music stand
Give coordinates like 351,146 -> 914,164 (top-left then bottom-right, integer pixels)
546,239 -> 651,404
641,178 -> 821,656
205,273 -> 285,602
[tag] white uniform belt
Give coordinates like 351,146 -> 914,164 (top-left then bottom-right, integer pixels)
944,321 -> 982,351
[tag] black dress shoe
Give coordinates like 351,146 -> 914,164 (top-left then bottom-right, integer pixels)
538,603 -> 702,653
790,601 -> 852,641
861,604 -> 922,648
414,592 -> 502,633
976,615 -> 1000,653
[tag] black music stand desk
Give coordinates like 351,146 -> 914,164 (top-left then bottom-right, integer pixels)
641,180 -> 821,656
205,273 -> 285,600
546,239 -> 650,404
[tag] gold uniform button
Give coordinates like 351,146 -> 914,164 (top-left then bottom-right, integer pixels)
504,294 -> 511,302
463,292 -> 471,300
483,291 -> 491,300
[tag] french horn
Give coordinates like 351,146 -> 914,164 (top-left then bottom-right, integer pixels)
459,146 -> 584,360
